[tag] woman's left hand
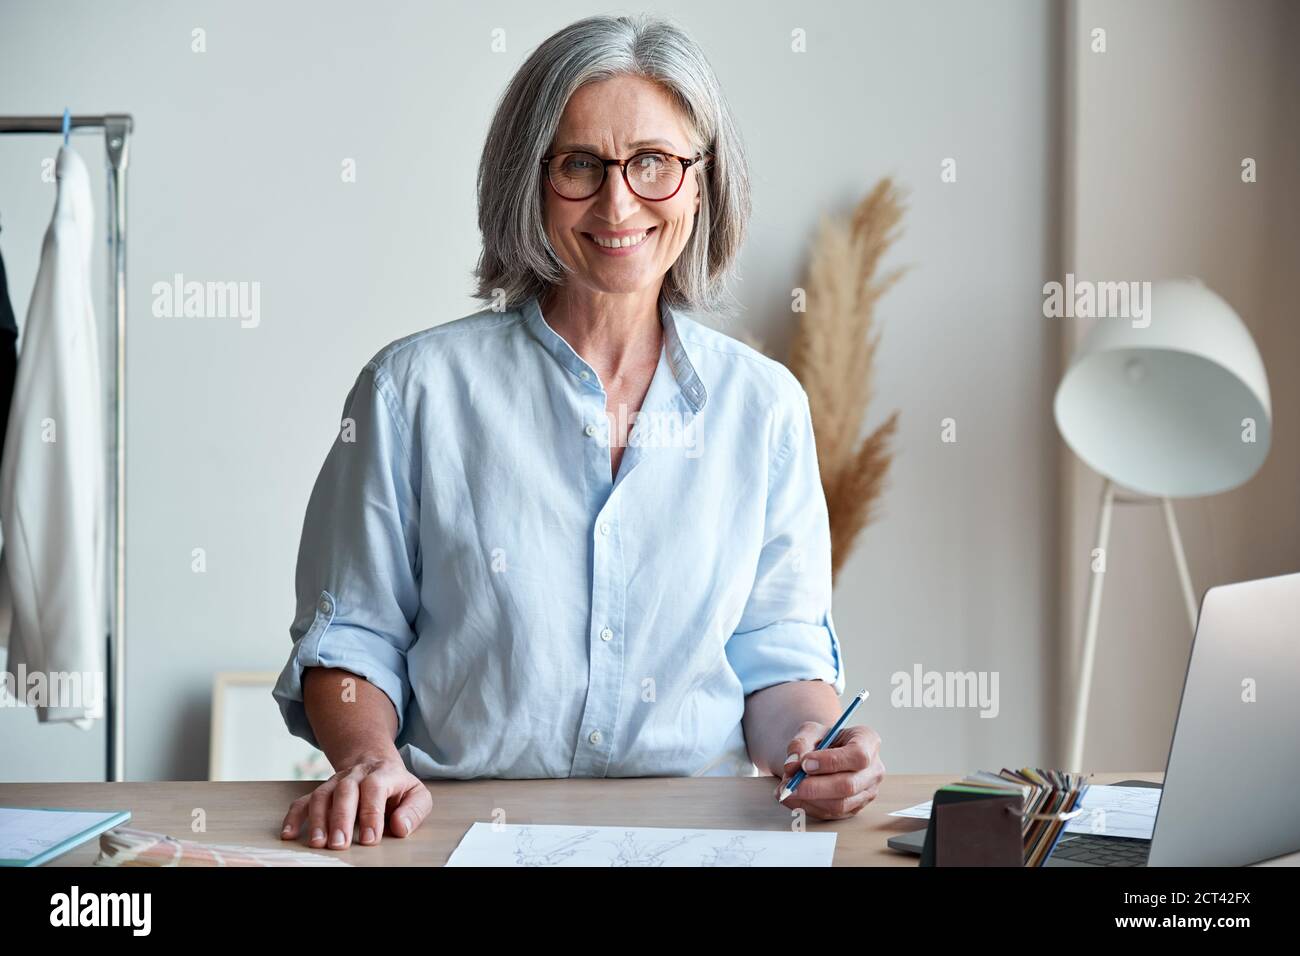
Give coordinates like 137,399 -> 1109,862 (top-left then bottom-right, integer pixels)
774,723 -> 885,820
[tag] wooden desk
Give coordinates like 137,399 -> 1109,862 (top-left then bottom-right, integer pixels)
1,771 -> 1163,866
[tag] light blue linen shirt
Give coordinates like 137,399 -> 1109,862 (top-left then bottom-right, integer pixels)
272,292 -> 845,779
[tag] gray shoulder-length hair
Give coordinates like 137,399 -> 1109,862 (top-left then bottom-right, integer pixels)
472,14 -> 751,319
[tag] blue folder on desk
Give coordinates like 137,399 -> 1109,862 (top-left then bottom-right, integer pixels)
0,806 -> 132,866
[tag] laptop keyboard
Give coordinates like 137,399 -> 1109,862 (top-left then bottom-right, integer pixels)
1051,834 -> 1150,866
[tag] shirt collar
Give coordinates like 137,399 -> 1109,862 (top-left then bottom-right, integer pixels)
521,293 -> 708,413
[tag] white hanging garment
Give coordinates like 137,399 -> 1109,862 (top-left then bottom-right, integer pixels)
0,144 -> 107,726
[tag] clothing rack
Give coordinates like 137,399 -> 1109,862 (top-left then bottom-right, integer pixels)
0,114 -> 133,782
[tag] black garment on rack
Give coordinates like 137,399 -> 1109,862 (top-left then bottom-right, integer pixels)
0,222 -> 17,468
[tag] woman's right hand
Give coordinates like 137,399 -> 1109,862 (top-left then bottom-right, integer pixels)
280,752 -> 432,850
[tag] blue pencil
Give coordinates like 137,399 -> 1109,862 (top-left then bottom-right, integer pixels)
778,689 -> 869,802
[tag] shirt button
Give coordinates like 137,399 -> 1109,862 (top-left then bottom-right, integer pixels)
599,522 -> 611,536
600,627 -> 613,642
579,370 -> 591,381
588,730 -> 602,746
584,423 -> 598,437
318,598 -> 332,614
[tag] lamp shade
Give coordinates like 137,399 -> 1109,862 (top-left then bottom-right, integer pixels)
1054,278 -> 1271,498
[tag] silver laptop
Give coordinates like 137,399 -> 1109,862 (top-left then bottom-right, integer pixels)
887,571 -> 1300,866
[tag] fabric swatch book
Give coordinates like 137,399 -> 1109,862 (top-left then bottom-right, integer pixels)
920,768 -> 1088,867
0,807 -> 131,866
94,827 -> 353,866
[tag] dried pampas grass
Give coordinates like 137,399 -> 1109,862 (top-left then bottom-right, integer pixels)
787,178 -> 907,583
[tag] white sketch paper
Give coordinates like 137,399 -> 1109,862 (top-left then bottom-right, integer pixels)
1066,785 -> 1161,840
446,822 -> 836,867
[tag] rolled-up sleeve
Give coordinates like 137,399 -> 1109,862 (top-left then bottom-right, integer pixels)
272,360 -> 421,749
726,384 -> 845,697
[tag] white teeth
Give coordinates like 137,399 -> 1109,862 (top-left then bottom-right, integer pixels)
591,229 -> 651,248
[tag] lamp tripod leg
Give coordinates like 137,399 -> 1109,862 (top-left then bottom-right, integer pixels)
1161,498 -> 1199,632
1068,478 -> 1114,773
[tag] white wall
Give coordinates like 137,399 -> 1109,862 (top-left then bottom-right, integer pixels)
1062,0 -> 1300,770
0,0 -> 1060,780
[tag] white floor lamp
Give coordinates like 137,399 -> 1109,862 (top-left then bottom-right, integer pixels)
1054,277 -> 1271,772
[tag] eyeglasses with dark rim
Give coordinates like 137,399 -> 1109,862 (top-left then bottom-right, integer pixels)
540,150 -> 706,202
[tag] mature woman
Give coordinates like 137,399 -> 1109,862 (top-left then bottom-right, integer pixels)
274,14 -> 884,851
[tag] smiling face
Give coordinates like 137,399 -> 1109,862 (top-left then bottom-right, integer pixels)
542,75 -> 703,299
